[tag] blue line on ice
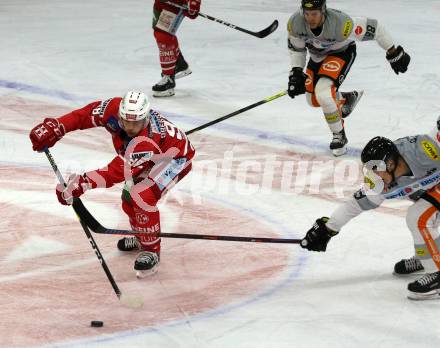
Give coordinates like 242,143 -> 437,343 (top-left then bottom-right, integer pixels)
1,79 -> 362,157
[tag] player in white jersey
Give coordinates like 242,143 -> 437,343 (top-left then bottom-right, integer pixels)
287,0 -> 410,156
300,126 -> 440,300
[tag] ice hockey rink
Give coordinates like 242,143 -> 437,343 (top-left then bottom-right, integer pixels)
1,0 -> 440,347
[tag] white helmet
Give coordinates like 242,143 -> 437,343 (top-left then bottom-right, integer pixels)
119,91 -> 150,121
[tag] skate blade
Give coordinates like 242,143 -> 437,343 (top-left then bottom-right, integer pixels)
175,68 -> 192,80
393,270 -> 426,277
332,146 -> 347,157
152,89 -> 175,98
135,266 -> 159,279
407,289 -> 440,301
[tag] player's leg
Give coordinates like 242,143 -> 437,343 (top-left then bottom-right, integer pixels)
329,44 -> 361,118
152,5 -> 186,97
405,196 -> 440,300
314,77 -> 347,156
314,45 -> 358,156
121,187 -> 161,278
304,60 -> 320,108
120,158 -> 193,277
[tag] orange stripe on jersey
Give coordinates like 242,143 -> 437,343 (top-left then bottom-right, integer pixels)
318,57 -> 346,80
417,206 -> 440,269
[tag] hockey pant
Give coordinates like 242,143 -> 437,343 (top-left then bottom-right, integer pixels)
121,158 -> 192,253
406,187 -> 440,272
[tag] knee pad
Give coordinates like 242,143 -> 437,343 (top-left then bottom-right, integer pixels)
314,78 -> 337,111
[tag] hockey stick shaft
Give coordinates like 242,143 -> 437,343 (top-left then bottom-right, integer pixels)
71,197 -> 300,244
162,1 -> 278,38
44,149 -> 122,299
186,90 -> 287,135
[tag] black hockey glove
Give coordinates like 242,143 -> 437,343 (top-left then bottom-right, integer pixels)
386,46 -> 410,75
300,217 -> 338,252
288,67 -> 308,98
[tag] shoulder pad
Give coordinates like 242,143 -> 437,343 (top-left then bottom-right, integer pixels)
287,11 -> 306,36
327,9 -> 353,40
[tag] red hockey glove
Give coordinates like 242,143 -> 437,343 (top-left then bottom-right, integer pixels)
56,173 -> 95,205
29,118 -> 65,152
186,0 -> 201,19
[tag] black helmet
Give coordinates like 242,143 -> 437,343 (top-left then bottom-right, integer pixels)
301,0 -> 326,11
361,136 -> 399,165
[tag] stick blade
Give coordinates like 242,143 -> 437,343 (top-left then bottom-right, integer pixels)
255,19 -> 279,38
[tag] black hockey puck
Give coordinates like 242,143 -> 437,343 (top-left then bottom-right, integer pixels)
90,321 -> 104,327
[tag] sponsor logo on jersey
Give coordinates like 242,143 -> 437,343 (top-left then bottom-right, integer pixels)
416,248 -> 426,257
421,140 -> 440,160
420,172 -> 440,186
355,26 -> 363,35
322,60 -> 341,72
97,98 -> 112,118
135,213 -> 149,224
130,151 -> 153,167
342,20 -> 353,39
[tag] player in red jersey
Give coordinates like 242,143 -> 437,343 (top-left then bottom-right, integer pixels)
29,91 -> 195,278
152,0 -> 201,97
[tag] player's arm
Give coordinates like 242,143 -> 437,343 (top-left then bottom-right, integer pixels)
301,186 -> 385,252
287,14 -> 307,69
55,150 -> 155,206
29,99 -> 112,152
287,16 -> 308,99
351,17 -> 410,74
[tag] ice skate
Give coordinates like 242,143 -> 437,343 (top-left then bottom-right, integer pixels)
175,54 -> 192,80
330,128 -> 348,156
341,90 -> 364,119
393,256 -> 424,276
117,236 -> 139,252
134,251 -> 160,278
152,75 -> 175,97
407,271 -> 440,300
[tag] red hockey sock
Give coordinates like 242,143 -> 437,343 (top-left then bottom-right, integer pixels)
154,30 -> 180,76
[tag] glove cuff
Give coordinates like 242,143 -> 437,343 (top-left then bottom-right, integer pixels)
386,46 -> 403,62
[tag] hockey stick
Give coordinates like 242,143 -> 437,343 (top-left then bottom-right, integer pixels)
186,90 -> 287,135
71,197 -> 301,244
43,149 -> 144,308
162,1 -> 278,38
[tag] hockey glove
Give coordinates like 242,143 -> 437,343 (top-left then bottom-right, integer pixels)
288,68 -> 307,98
186,0 -> 201,19
29,118 -> 65,152
56,173 -> 95,205
300,217 -> 338,252
386,46 -> 410,75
